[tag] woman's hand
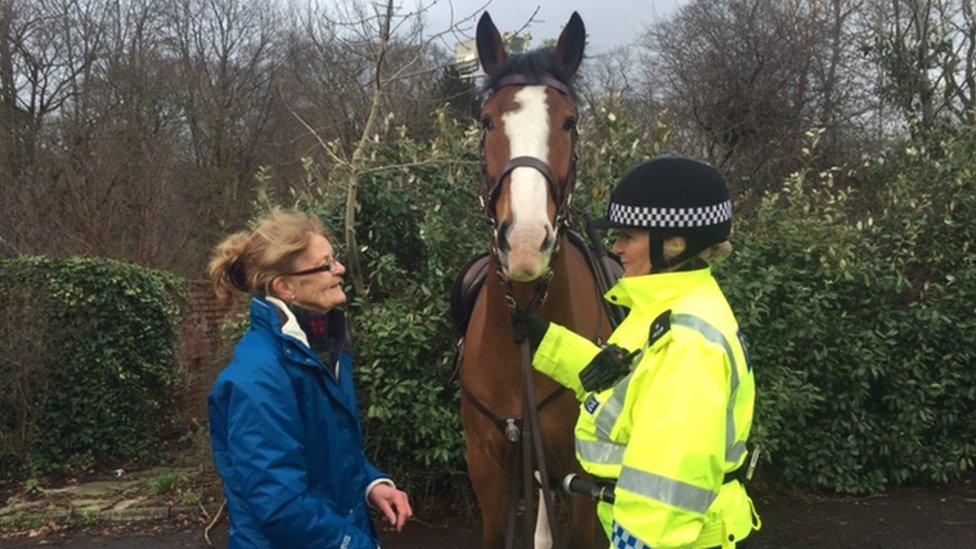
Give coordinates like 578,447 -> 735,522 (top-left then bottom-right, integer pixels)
368,483 -> 413,532
579,344 -> 639,392
510,309 -> 550,347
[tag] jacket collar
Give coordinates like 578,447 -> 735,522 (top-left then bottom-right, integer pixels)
265,296 -> 310,347
249,297 -> 349,375
605,267 -> 714,313
250,297 -> 300,343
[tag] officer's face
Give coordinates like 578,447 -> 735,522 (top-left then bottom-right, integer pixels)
612,229 -> 652,277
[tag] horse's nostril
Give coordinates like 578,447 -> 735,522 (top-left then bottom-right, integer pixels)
498,221 -> 512,252
540,228 -> 554,252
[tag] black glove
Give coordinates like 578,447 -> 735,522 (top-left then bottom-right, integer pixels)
579,345 -> 638,392
509,309 -> 550,348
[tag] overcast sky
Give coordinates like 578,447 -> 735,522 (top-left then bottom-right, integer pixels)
423,0 -> 688,56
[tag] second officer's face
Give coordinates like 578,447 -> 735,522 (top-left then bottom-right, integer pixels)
612,229 -> 652,277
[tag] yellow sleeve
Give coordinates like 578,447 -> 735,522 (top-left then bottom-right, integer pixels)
612,336 -> 729,547
532,323 -> 601,401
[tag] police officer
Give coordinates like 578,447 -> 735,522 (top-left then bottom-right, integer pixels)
513,156 -> 761,548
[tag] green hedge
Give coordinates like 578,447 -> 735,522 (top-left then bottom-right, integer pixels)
0,256 -> 185,479
720,129 -> 976,493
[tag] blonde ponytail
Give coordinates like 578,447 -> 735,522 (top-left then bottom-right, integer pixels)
208,232 -> 251,300
207,210 -> 330,300
699,241 -> 733,264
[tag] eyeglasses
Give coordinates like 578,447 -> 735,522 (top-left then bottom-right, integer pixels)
285,258 -> 340,277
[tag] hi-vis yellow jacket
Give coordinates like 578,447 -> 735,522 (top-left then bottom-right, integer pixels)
533,268 -> 760,548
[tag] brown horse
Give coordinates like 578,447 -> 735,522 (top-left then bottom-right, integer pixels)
460,12 -> 609,548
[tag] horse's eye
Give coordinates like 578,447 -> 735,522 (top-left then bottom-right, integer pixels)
563,116 -> 577,132
482,117 -> 494,131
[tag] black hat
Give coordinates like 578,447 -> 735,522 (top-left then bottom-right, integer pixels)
596,155 -> 732,269
596,156 -> 731,234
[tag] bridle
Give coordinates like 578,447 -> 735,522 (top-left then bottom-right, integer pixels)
479,74 -> 580,310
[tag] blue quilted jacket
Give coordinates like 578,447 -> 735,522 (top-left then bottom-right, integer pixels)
209,297 -> 386,548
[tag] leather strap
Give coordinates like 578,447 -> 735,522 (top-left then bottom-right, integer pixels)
520,341 -> 558,545
504,438 -> 521,549
460,382 -> 567,437
491,74 -> 574,97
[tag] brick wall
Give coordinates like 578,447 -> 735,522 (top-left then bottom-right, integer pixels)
177,280 -> 246,421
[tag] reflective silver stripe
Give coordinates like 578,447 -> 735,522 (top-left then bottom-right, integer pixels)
617,466 -> 717,514
670,314 -> 743,465
727,441 -> 747,464
595,372 -> 633,439
671,314 -> 739,391
726,400 -> 740,462
576,438 -> 625,465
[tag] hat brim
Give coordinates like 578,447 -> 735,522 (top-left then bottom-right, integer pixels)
588,216 -> 631,231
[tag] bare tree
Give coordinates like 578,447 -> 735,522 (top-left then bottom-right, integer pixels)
860,0 -> 976,138
639,0 -> 875,192
579,45 -> 640,103
163,0 -> 283,237
0,0 -> 220,271
0,0 -> 110,255
0,0 -> 483,275
0,0 -> 197,265
0,0 -> 18,195
0,0 -> 104,183
288,0 -> 482,298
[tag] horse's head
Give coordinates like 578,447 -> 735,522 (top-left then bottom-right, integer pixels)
477,12 -> 585,282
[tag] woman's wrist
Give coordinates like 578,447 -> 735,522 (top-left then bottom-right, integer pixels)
365,478 -> 395,506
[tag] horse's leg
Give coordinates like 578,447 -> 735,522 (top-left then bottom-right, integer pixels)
533,471 -> 552,549
569,491 -> 604,548
466,424 -> 514,549
535,388 -> 603,548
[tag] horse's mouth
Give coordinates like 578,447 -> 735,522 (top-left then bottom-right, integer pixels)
500,250 -> 553,282
504,266 -> 540,282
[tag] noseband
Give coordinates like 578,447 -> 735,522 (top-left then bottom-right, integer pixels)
479,75 -> 580,236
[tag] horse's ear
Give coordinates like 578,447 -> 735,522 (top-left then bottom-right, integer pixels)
477,12 -> 506,77
555,12 -> 586,77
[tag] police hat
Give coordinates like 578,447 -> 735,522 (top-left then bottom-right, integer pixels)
594,155 -> 732,245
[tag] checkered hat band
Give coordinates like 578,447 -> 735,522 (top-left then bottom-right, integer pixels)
609,200 -> 732,228
611,521 -> 650,549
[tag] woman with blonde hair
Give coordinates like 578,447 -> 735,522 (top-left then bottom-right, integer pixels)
208,210 -> 411,548
513,156 -> 760,548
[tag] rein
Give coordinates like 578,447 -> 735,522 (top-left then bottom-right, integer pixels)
468,74 -> 580,548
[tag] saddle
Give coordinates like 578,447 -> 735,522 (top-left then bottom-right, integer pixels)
450,254 -> 491,337
449,230 -> 625,337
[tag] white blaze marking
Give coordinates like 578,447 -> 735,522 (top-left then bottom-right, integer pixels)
502,86 -> 551,229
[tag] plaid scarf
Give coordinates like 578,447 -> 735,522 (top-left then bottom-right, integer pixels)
288,305 -> 347,366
